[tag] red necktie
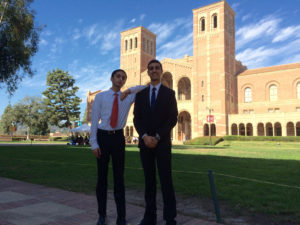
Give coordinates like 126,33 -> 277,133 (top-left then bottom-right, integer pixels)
110,93 -> 118,128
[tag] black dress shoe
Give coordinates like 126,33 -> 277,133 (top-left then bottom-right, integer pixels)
165,219 -> 176,225
137,219 -> 146,225
97,216 -> 106,225
138,218 -> 156,225
117,219 -> 128,225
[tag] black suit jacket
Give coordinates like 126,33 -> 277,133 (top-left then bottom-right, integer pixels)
133,85 -> 178,148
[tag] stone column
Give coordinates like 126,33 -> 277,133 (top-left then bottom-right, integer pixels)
282,124 -> 287,136
253,124 -> 258,136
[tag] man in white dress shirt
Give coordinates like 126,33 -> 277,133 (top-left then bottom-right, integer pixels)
90,69 -> 144,225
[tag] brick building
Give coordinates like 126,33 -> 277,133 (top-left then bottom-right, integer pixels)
87,0 -> 300,141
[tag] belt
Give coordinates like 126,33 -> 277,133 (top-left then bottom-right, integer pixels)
98,129 -> 123,135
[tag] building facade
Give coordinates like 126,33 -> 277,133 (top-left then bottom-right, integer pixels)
87,0 -> 300,141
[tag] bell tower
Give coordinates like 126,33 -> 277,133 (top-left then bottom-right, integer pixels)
120,26 -> 156,89
192,0 -> 236,136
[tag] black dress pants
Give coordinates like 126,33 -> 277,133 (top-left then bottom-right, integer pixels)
139,141 -> 177,223
96,129 -> 126,222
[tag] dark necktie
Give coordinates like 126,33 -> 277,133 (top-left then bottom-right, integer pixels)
110,93 -> 118,128
151,87 -> 156,110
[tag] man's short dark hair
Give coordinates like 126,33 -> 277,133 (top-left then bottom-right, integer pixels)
147,59 -> 163,70
111,69 -> 127,78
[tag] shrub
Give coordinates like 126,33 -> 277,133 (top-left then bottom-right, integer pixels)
184,136 -> 224,146
50,136 -> 70,141
12,137 -> 26,141
223,135 -> 300,142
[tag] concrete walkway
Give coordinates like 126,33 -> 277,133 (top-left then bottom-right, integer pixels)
0,177 -> 218,225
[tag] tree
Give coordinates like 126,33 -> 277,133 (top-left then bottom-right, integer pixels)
0,0 -> 41,94
81,107 -> 88,124
43,69 -> 81,129
0,103 -> 15,134
14,96 -> 49,138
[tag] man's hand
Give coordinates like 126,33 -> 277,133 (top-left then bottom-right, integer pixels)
92,148 -> 101,158
143,136 -> 158,148
120,89 -> 131,101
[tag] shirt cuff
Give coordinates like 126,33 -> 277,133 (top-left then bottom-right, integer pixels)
91,143 -> 99,150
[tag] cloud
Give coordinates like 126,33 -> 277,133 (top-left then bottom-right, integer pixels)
41,30 -> 52,36
279,54 -> 300,65
242,14 -> 251,22
148,17 -> 191,44
130,18 -> 136,23
236,15 -> 281,49
72,28 -> 81,40
67,61 -> 118,104
236,38 -> 300,68
231,2 -> 240,12
86,24 -> 97,39
39,38 -> 48,46
272,25 -> 300,42
157,32 -> 193,60
140,14 -> 146,21
72,21 -> 123,54
49,38 -> 64,55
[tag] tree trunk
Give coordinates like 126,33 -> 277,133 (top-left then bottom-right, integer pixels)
0,1 -> 8,26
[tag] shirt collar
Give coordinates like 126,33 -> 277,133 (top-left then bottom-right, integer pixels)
109,88 -> 121,96
150,83 -> 161,92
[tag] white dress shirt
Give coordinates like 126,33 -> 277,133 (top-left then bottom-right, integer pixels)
90,85 -> 146,150
149,83 -> 161,102
142,83 -> 162,139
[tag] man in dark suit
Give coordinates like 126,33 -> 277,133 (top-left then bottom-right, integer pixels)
133,59 -> 178,225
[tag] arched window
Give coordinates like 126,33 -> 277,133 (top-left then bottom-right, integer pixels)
130,39 -> 132,49
150,42 -> 153,55
142,38 -> 146,51
213,14 -> 217,28
147,40 -> 149,53
201,95 -> 204,102
177,77 -> 191,100
200,18 -> 205,31
297,82 -> 300,99
125,40 -> 128,51
201,80 -> 204,87
135,37 -> 138,48
244,87 -> 252,103
269,84 -> 278,101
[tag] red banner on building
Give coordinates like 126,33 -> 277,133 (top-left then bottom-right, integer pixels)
206,115 -> 214,123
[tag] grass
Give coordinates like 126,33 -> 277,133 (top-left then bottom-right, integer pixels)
0,141 -> 300,223
0,140 -> 69,144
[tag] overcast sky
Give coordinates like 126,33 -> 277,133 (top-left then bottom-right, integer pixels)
1,0 -> 300,119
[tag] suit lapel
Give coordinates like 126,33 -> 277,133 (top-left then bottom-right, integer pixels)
144,86 -> 151,111
152,85 -> 165,112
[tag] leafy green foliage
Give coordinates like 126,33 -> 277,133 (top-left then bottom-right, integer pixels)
0,0 -> 41,94
223,135 -> 300,142
81,108 -> 88,124
42,69 -> 81,128
14,96 -> 49,135
0,103 -> 15,134
0,97 -> 49,135
184,136 -> 224,145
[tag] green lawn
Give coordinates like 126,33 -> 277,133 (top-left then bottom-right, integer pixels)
0,141 -> 299,224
